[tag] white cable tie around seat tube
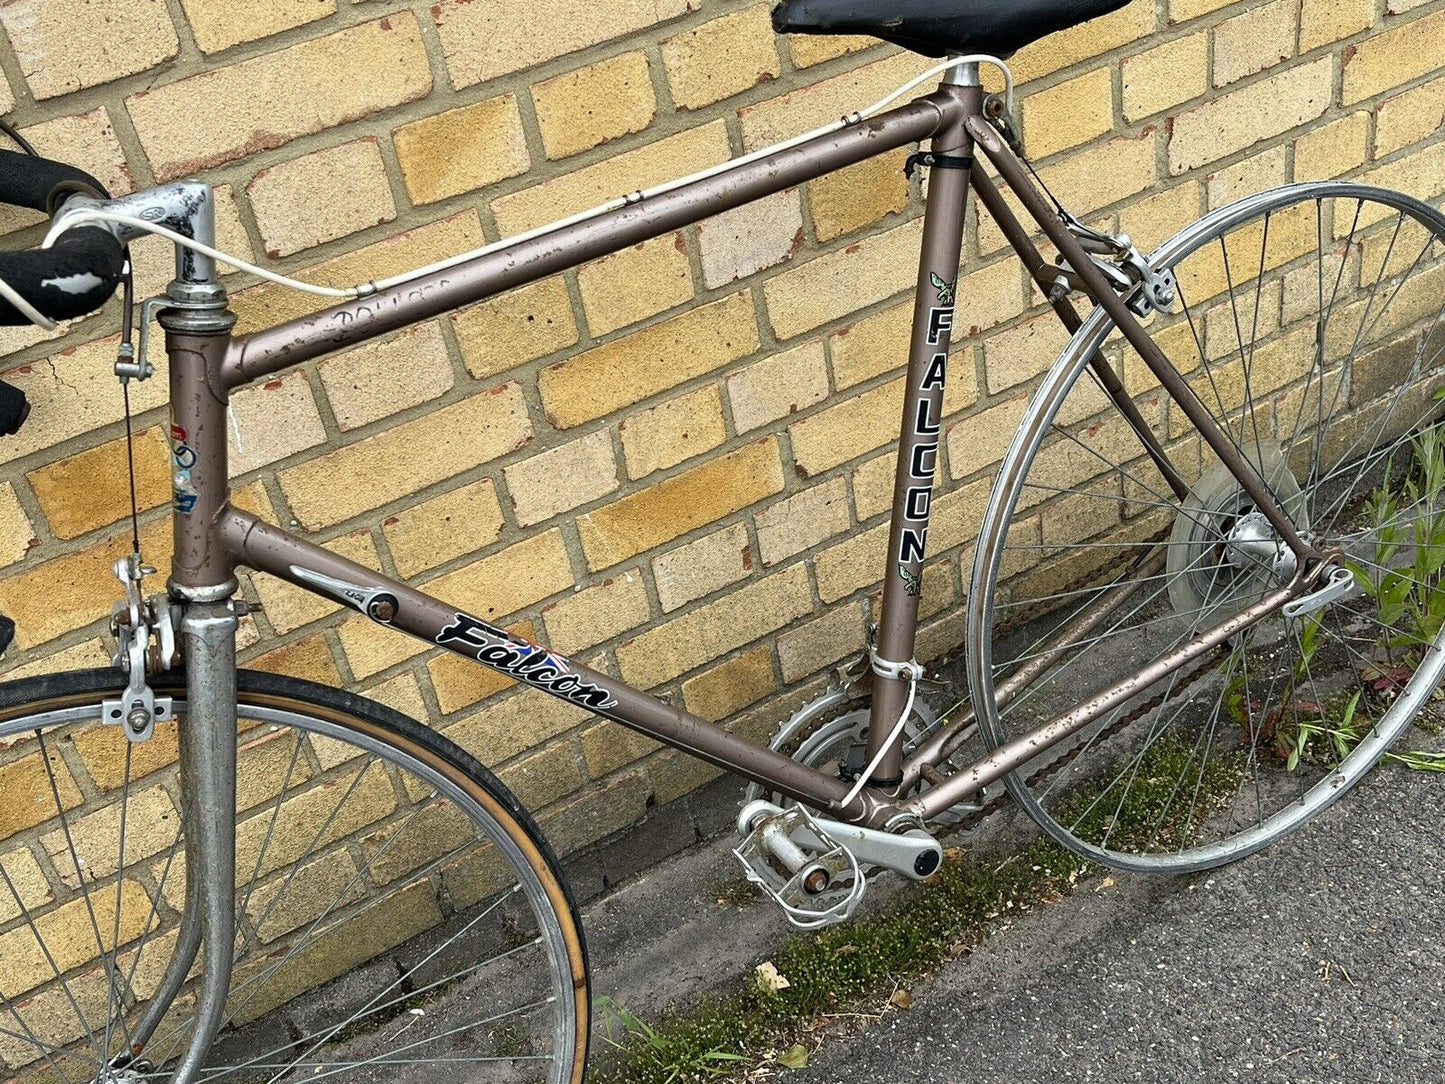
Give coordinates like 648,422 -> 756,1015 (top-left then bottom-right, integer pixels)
839,648 -> 926,808
37,57 -> 1013,311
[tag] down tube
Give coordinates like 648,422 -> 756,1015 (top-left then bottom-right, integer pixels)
219,506 -> 896,826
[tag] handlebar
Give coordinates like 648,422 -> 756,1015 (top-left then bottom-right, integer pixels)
0,147 -> 126,329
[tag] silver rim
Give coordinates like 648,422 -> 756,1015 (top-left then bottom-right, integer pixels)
968,182 -> 1445,872
0,695 -> 578,1083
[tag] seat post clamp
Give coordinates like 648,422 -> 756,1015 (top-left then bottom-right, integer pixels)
904,152 -> 974,180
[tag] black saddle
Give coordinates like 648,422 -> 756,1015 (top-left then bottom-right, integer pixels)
772,0 -> 1133,58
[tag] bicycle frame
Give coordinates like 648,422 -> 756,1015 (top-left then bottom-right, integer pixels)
158,62 -> 1317,843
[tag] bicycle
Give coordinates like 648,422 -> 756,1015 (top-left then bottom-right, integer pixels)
0,0 -> 1440,1080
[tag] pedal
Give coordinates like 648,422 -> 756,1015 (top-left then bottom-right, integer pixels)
734,802 -> 865,930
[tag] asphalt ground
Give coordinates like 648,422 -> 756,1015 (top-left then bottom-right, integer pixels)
786,754 -> 1445,1084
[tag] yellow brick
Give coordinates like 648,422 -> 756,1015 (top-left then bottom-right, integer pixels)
617,564 -> 810,687
381,479 -> 506,578
681,645 -> 777,721
26,426 -> 168,540
808,150 -> 911,242
504,428 -> 620,526
127,16 -> 431,180
1343,7 -> 1445,104
0,748 -> 82,843
829,302 -> 911,389
1115,180 -> 1205,251
534,51 -> 656,159
1039,129 -> 1159,211
577,233 -> 694,335
947,395 -> 1030,481
1206,145 -> 1288,207
230,212 -> 487,333
755,476 -> 851,565
278,384 -> 531,529
620,386 -> 726,479
539,292 -> 759,429
580,722 -> 661,778
778,602 -> 865,682
1121,31 -> 1210,123
790,377 -> 905,478
1169,0 -> 1236,24
0,518 -> 170,649
661,4 -> 781,110
0,336 -> 168,468
0,880 -> 154,999
1300,0 -> 1375,51
577,438 -> 784,570
1,0 -> 177,100
248,139 -> 396,258
539,770 -> 653,855
788,32 -> 875,68
0,849 -> 51,927
738,52 -> 928,150
726,340 -> 830,433
1213,0 -> 1296,87
340,616 -> 428,683
427,618 -> 538,713
251,529 -> 378,635
431,0 -> 688,89
498,742 -> 585,809
393,95 -> 530,206
983,313 -> 1073,395
493,122 -> 731,234
1169,57 -> 1332,174
41,785 -> 176,887
1012,0 -> 1155,81
451,277 -> 579,380
542,569 -> 652,653
428,530 -> 574,626
1375,76 -> 1445,158
764,220 -> 922,340
698,190 -> 804,288
651,522 -> 751,612
0,484 -> 33,568
1294,112 -> 1370,180
228,371 -> 327,475
851,451 -> 897,521
445,685 -> 591,761
250,634 -> 342,685
1022,69 -> 1113,158
1354,140 -> 1445,219
317,321 -> 454,432
181,0 -> 335,53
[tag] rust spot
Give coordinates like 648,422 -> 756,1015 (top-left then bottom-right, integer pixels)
264,379 -> 284,390
795,463 -> 810,480
380,16 -> 392,29
741,547 -> 753,571
15,365 -> 32,374
382,515 -> 400,526
789,226 -> 806,257
673,232 -> 688,255
1342,44 -> 1357,63
845,243 -> 861,255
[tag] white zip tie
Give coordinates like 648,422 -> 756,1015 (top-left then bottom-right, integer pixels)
29,54 -> 1015,330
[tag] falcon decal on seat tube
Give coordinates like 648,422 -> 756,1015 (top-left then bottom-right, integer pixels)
897,273 -> 954,595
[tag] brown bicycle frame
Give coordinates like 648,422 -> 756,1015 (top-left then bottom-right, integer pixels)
161,67 -> 1312,832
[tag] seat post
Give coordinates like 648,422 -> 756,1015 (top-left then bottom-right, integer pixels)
864,60 -> 982,790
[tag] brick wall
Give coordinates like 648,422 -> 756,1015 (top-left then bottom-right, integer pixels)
0,0 -> 1442,867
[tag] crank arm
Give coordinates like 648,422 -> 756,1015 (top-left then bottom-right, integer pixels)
805,817 -> 943,880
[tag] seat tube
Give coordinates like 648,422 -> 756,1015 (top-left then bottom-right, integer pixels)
865,63 -> 981,788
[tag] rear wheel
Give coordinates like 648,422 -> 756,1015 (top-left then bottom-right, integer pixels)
969,183 -> 1445,872
0,668 -> 588,1083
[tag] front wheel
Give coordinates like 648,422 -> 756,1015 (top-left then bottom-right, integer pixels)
0,668 -> 589,1083
969,182 -> 1445,873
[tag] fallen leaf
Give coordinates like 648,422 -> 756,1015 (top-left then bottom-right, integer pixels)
776,1044 -> 809,1069
1095,876 -> 1115,892
755,961 -> 791,993
890,987 -> 914,1009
